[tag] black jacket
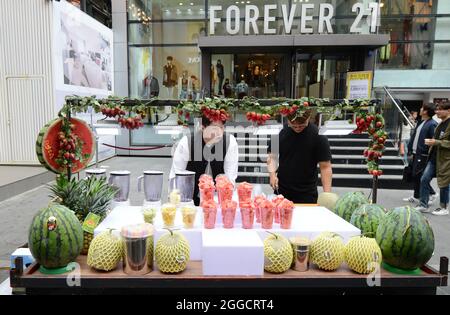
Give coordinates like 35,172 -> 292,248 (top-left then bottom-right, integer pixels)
408,118 -> 437,156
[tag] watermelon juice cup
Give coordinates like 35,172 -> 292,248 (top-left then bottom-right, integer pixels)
202,200 -> 218,229
253,195 -> 266,223
222,200 -> 237,229
279,199 -> 295,229
240,202 -> 255,229
272,195 -> 285,224
217,181 -> 234,208
237,182 -> 253,207
199,174 -> 214,184
199,181 -> 215,205
260,199 -> 275,229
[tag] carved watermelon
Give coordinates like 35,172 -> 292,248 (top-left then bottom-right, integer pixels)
36,118 -> 95,174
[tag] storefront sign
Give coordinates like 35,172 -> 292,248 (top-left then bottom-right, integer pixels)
210,2 -> 380,35
346,71 -> 373,100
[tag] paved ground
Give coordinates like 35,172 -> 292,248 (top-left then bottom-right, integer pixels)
1,157 -> 448,294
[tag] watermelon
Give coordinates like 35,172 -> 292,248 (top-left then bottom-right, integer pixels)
28,204 -> 83,269
350,204 -> 386,238
333,192 -> 369,222
36,118 -> 95,174
376,206 -> 435,270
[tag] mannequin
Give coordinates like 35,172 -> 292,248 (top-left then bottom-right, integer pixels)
142,71 -> 159,98
179,70 -> 190,100
216,60 -> 224,95
190,75 -> 199,100
211,65 -> 217,95
163,56 -> 178,98
236,80 -> 249,99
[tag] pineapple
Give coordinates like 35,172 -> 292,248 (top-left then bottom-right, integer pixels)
48,175 -> 118,254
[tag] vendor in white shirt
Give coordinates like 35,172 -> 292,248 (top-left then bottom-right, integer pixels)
169,115 -> 239,206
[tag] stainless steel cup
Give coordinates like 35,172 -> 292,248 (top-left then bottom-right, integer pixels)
121,224 -> 154,275
290,237 -> 310,272
293,244 -> 310,272
108,171 -> 131,202
138,171 -> 164,202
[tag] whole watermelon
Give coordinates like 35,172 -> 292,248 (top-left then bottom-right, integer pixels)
350,204 -> 386,238
28,204 -> 83,269
376,206 -> 435,270
333,192 -> 369,222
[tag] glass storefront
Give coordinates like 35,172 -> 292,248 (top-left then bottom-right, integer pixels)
376,0 -> 440,70
211,53 -> 288,98
129,46 -> 201,99
125,0 -> 450,146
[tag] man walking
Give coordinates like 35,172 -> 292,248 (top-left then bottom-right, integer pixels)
416,102 -> 450,215
403,103 -> 438,204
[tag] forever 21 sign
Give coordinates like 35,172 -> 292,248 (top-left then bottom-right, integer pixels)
209,2 -> 380,35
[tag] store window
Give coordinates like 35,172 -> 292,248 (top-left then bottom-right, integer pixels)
374,0 -> 448,69
129,46 -> 201,99
128,21 -> 207,45
128,0 -> 206,21
211,53 -> 288,98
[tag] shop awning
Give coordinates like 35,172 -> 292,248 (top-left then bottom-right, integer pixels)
198,34 -> 390,50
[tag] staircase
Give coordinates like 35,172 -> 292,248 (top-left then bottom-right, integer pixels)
234,130 -> 409,190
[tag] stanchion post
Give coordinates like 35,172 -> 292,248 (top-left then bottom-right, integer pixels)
66,103 -> 72,182
372,175 -> 378,203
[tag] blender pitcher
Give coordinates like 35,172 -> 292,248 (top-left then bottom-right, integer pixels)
108,171 -> 131,202
138,171 -> 164,202
172,171 -> 195,203
85,169 -> 107,179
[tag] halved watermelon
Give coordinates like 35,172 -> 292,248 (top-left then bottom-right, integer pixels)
36,118 -> 95,174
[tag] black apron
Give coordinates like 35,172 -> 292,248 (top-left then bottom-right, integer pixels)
186,132 -> 230,206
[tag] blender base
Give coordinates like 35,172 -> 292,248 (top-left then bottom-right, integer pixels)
111,200 -> 131,209
143,200 -> 162,208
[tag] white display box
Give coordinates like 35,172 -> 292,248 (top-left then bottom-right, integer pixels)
95,206 -> 205,260
95,206 -> 361,263
10,248 -> 34,269
202,229 -> 264,276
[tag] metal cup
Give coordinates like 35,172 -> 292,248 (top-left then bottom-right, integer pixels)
85,168 -> 107,179
109,171 -> 131,202
121,224 -> 154,275
138,171 -> 164,202
290,238 -> 310,272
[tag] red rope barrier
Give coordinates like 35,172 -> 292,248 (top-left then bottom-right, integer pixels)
101,143 -> 172,151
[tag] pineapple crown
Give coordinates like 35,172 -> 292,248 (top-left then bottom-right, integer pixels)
48,175 -> 118,220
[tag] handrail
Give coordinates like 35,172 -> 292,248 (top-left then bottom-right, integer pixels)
383,87 -> 415,129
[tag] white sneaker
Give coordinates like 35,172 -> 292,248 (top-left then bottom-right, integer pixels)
403,196 -> 419,203
429,194 -> 439,203
432,208 -> 449,216
415,206 -> 432,213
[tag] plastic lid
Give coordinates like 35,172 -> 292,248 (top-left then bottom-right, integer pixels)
144,170 -> 164,175
110,170 -> 131,176
290,237 -> 311,246
121,223 -> 154,238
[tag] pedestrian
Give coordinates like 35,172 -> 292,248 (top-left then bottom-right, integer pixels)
403,103 -> 438,204
415,102 -> 450,215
